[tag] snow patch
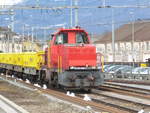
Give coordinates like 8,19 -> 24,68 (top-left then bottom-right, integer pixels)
83,94 -> 91,101
66,91 -> 75,97
66,91 -> 70,96
34,83 -> 41,88
70,92 -> 75,97
25,79 -> 30,84
42,84 -> 47,89
138,109 -> 144,113
12,75 -> 14,78
18,78 -> 22,81
86,106 -> 91,110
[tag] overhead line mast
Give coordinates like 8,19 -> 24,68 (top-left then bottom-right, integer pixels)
75,0 -> 78,26
70,0 -> 73,27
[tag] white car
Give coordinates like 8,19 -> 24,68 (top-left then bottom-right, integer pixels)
132,67 -> 150,75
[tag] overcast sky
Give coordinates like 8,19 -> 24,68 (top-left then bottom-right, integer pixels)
0,0 -> 24,5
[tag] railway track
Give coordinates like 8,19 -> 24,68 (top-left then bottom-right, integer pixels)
89,89 -> 150,112
80,80 -> 150,112
88,81 -> 150,113
0,74 -> 150,113
77,82 -> 150,113
77,94 -> 139,113
100,82 -> 150,100
105,82 -> 150,93
106,79 -> 150,85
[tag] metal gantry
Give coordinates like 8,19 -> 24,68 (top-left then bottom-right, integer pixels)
1,5 -> 150,10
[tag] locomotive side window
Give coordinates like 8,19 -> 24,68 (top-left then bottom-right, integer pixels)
55,33 -> 68,44
63,33 -> 68,44
76,32 -> 89,44
49,34 -> 54,41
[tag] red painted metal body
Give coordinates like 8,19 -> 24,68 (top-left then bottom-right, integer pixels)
46,28 -> 97,71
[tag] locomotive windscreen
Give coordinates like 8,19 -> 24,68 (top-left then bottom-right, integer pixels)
76,32 -> 89,44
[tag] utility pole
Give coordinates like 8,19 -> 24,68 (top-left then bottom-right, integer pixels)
36,0 -> 40,7
10,9 -> 15,52
22,24 -> 25,42
44,29 -> 46,43
112,8 -> 115,62
10,10 -> 14,32
103,0 -> 106,7
132,17 -> 135,66
130,12 -> 135,66
31,27 -> 34,43
74,0 -> 78,26
31,27 -> 34,51
22,24 -> 25,52
70,0 -> 73,27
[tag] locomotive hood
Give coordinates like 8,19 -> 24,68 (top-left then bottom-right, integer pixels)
63,44 -> 97,69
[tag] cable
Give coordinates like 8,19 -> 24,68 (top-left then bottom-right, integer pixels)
80,19 -> 150,26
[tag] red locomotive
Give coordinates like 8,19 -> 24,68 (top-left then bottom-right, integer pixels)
42,27 -> 104,89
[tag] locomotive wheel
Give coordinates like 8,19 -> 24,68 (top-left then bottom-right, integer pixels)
52,73 -> 60,88
40,71 -> 46,85
22,74 -> 26,81
47,72 -> 60,89
53,75 -> 59,88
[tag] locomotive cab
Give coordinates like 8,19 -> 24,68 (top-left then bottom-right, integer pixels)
46,28 -> 103,89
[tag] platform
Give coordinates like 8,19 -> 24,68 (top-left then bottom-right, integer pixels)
0,95 -> 29,113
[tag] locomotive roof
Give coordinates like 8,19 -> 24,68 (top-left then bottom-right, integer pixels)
54,28 -> 87,34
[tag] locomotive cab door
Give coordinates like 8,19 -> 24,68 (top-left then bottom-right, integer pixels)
50,32 -> 68,71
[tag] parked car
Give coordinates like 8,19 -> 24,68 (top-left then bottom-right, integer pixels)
104,64 -> 114,72
132,67 -> 143,74
114,66 -> 134,74
107,65 -> 123,73
132,67 -> 150,74
137,67 -> 150,74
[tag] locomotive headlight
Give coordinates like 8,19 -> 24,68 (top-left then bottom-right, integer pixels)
70,66 -> 74,69
86,64 -> 88,67
92,66 -> 96,69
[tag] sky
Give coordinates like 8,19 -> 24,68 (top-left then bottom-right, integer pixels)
0,0 -> 150,37
0,0 -> 24,5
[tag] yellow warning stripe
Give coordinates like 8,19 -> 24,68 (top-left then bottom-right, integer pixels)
48,48 -> 51,68
101,55 -> 104,72
57,56 -> 62,73
60,56 -> 62,73
58,56 -> 60,73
